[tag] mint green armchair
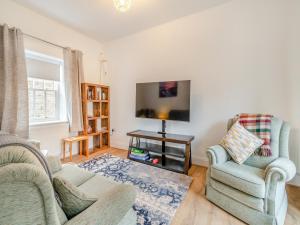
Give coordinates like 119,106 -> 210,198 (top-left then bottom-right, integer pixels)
206,117 -> 296,225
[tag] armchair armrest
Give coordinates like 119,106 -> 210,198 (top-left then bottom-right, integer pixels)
264,158 -> 296,215
265,158 -> 296,182
207,145 -> 230,165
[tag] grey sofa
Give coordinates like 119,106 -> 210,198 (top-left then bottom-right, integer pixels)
0,141 -> 137,225
206,117 -> 296,225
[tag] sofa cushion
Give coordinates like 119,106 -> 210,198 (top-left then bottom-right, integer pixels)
77,175 -> 129,197
211,161 -> 265,198
209,178 -> 264,212
46,156 -> 62,174
53,164 -> 95,186
78,175 -> 136,210
53,176 -> 97,219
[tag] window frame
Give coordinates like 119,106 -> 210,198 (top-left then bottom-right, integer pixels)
25,50 -> 67,126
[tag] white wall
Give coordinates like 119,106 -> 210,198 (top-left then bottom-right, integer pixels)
104,0 -> 292,166
286,0 -> 300,185
0,0 -> 104,156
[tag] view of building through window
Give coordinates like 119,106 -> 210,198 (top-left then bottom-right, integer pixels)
28,77 -> 59,121
25,51 -> 65,124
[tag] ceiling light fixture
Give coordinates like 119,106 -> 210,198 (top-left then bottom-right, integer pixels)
113,0 -> 132,12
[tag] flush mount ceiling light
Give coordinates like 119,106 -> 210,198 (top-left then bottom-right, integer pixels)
113,0 -> 132,12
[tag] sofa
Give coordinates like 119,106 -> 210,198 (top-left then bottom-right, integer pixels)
0,136 -> 137,225
205,117 -> 296,225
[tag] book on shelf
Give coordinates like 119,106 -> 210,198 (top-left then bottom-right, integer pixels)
129,153 -> 150,161
131,147 -> 145,154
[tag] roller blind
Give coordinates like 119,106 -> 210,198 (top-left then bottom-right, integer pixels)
26,58 -> 60,81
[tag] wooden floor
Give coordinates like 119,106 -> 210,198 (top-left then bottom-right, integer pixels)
63,148 -> 300,225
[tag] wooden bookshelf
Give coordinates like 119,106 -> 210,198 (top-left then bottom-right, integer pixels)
81,83 -> 110,157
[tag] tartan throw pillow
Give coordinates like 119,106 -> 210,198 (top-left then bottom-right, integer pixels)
236,113 -> 273,156
220,121 -> 264,164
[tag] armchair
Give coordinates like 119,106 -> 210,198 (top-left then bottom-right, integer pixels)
206,117 -> 296,225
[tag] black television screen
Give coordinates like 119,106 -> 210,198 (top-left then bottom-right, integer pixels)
136,80 -> 191,122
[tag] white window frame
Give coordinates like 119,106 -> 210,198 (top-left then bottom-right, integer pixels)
25,50 -> 67,126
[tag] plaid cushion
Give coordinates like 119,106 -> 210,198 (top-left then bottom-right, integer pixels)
235,113 -> 273,156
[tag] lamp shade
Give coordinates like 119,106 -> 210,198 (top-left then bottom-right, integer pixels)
113,0 -> 132,12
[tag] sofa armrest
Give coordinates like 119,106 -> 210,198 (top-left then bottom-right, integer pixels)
0,163 -> 61,225
207,145 -> 230,165
65,184 -> 136,225
265,158 -> 296,182
46,156 -> 62,174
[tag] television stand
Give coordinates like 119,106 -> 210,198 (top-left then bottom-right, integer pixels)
157,120 -> 166,135
127,130 -> 194,174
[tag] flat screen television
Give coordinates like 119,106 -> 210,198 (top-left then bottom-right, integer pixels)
136,80 -> 191,122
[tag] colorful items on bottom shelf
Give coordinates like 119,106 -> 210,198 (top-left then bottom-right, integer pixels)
129,147 -> 150,161
152,158 -> 159,164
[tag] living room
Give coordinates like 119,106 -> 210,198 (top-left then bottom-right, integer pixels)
0,0 -> 299,225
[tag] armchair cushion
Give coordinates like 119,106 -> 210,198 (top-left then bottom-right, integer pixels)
211,161 -> 265,198
209,178 -> 264,212
265,158 -> 296,182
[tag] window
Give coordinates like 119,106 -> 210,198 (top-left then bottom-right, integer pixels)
26,51 -> 66,125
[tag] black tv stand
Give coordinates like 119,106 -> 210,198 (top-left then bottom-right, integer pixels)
157,120 -> 166,135
127,130 -> 194,174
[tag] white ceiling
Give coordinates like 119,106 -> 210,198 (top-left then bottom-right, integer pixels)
13,0 -> 231,42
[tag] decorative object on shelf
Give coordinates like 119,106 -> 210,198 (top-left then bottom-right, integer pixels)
79,154 -> 192,225
87,125 -> 92,134
101,91 -> 106,100
87,89 -> 93,100
127,130 -> 194,174
97,89 -> 101,100
113,0 -> 132,12
101,127 -> 108,131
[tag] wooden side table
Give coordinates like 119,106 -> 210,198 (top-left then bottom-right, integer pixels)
63,136 -> 89,161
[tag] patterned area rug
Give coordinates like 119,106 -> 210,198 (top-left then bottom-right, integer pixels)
79,154 -> 192,225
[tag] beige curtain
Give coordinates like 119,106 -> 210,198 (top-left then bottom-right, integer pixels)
63,48 -> 84,132
0,24 -> 29,138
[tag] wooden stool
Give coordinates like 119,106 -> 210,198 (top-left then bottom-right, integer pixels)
63,136 -> 88,161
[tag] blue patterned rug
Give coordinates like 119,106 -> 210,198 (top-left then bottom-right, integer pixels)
79,154 -> 192,225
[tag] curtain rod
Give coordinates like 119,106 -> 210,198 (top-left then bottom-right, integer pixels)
23,33 -> 66,50
2,23 -> 66,49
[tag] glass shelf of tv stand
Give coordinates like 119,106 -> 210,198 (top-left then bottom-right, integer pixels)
129,152 -> 185,174
129,142 -> 185,158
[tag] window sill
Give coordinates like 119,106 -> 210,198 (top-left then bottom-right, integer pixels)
30,120 -> 69,128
